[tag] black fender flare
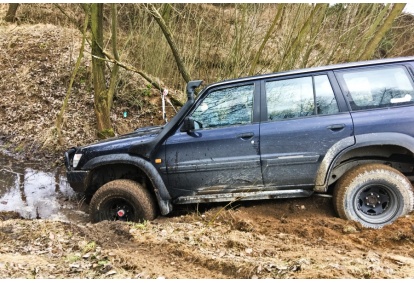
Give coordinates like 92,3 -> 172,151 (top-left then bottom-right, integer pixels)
314,132 -> 414,192
83,154 -> 172,215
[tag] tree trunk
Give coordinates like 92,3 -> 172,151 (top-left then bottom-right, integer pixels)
4,3 -> 20,22
358,3 -> 406,61
277,4 -> 326,71
274,4 -> 304,72
91,3 -> 114,139
249,4 -> 285,76
147,4 -> 192,83
300,4 -> 329,68
107,3 -> 119,110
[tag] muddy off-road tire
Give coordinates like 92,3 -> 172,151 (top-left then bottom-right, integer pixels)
90,179 -> 157,223
333,164 -> 414,229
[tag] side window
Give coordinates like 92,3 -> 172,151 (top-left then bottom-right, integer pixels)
266,75 -> 339,121
314,75 -> 340,115
339,66 -> 414,110
191,84 -> 254,129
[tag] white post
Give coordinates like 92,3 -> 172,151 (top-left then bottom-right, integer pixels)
162,89 -> 168,123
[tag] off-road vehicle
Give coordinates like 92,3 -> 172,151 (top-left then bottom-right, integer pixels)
65,56 -> 414,228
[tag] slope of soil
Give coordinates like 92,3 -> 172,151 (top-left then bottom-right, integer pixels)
0,22 -> 414,279
0,23 -> 176,165
1,197 -> 414,279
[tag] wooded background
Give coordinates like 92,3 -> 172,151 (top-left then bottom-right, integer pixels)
3,3 -> 414,139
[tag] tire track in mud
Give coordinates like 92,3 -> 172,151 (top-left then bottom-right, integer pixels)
1,195 -> 414,278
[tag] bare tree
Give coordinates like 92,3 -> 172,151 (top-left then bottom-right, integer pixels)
358,3 -> 406,60
248,4 -> 285,76
275,4 -> 329,72
146,4 -> 192,83
90,3 -> 119,138
4,3 -> 20,22
108,3 -> 120,110
55,5 -> 90,145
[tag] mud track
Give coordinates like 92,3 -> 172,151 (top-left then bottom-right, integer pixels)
1,196 -> 414,279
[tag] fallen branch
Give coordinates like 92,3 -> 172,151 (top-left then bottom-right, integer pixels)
102,50 -> 184,107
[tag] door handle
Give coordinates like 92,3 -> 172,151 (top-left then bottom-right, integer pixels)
238,132 -> 254,140
327,124 -> 346,131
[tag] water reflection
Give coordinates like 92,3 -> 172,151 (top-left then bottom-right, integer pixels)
0,157 -> 82,221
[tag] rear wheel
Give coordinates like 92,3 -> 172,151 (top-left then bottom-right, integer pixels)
90,179 -> 157,223
333,164 -> 414,229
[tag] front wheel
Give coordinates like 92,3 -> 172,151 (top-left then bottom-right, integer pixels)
90,179 -> 157,223
333,164 -> 414,229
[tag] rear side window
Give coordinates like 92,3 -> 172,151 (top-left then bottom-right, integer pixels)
265,75 -> 339,121
338,66 -> 414,110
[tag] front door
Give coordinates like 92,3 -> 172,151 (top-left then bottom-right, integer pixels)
164,83 -> 262,197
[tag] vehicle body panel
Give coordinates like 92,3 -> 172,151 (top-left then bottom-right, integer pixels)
164,123 -> 262,197
259,113 -> 353,187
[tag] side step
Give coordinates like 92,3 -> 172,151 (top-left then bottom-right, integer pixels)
173,189 -> 313,204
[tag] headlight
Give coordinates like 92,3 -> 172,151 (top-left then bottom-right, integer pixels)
72,153 -> 83,168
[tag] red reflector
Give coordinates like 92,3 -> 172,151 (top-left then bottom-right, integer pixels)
117,210 -> 125,217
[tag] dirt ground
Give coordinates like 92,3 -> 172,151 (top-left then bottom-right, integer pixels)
0,22 -> 414,279
1,197 -> 414,279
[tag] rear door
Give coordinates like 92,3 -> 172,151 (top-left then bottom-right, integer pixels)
334,64 -> 414,137
259,73 -> 354,188
164,82 -> 263,197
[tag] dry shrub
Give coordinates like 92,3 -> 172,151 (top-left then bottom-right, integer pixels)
1,3 -> 414,159
3,3 -> 414,91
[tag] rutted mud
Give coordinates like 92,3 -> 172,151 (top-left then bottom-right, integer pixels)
1,165 -> 414,279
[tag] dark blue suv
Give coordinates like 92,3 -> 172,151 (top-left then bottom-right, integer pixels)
65,56 -> 414,228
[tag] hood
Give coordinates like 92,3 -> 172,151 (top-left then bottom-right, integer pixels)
86,126 -> 162,146
77,125 -> 164,160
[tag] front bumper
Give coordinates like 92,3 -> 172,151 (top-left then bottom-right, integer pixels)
65,147 -> 89,192
66,170 -> 90,193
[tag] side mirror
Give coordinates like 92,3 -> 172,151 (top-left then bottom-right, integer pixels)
180,117 -> 196,132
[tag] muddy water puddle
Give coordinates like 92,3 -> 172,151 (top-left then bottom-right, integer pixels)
0,154 -> 89,223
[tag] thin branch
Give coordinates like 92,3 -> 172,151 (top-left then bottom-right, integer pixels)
146,3 -> 192,84
249,4 -> 284,76
102,51 -> 184,107
107,3 -> 120,110
55,5 -> 90,145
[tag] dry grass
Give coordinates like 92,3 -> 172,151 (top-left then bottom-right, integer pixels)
1,3 -> 414,161
2,3 -> 414,89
